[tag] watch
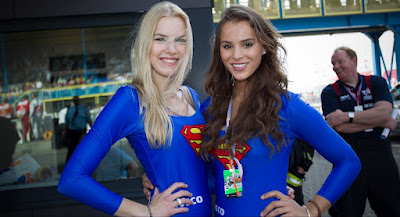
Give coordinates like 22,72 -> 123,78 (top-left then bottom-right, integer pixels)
348,112 -> 354,123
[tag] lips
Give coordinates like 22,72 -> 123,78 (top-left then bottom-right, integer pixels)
161,58 -> 178,66
335,69 -> 344,75
232,63 -> 248,71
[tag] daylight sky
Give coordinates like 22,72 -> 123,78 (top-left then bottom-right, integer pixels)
282,30 -> 395,94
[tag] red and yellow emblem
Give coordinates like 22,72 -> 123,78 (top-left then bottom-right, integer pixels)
180,124 -> 205,156
211,142 -> 251,170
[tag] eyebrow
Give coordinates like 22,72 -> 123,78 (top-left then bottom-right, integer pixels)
220,38 -> 256,43
153,33 -> 186,39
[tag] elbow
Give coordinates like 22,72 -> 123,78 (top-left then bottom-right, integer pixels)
350,154 -> 362,177
354,157 -> 361,175
57,168 -> 79,197
57,174 -> 71,196
57,181 -> 67,197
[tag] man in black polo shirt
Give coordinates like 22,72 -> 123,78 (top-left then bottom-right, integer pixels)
321,46 -> 400,217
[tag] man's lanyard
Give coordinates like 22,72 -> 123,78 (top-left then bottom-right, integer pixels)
343,79 -> 363,105
225,98 -> 243,178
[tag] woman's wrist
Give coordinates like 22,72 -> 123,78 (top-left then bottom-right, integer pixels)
307,199 -> 322,217
302,205 -> 311,217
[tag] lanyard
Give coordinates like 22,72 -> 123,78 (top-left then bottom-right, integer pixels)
225,98 -> 243,178
343,79 -> 363,105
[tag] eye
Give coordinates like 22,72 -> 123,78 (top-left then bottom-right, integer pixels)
244,43 -> 253,48
175,38 -> 187,43
222,44 -> 232,49
154,37 -> 166,42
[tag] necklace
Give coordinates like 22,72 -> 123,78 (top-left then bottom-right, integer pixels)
166,88 -> 189,117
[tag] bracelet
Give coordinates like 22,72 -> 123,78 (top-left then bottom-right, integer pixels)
308,199 -> 322,217
302,205 -> 311,217
146,204 -> 152,217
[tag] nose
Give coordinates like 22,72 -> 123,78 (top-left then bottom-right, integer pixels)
166,40 -> 177,53
232,47 -> 243,60
332,62 -> 339,70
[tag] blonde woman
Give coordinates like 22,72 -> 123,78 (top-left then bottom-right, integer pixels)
58,2 -> 211,216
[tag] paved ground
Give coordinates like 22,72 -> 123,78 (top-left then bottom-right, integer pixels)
302,136 -> 400,217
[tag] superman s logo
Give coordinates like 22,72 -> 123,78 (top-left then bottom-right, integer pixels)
211,142 -> 251,170
181,124 -> 205,156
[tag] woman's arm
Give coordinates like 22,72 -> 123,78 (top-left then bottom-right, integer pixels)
286,94 -> 361,216
58,87 -> 193,216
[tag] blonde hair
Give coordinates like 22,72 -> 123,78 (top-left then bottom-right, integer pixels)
131,1 -> 193,148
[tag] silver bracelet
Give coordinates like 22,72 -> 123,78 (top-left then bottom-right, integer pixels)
302,205 -> 311,217
146,204 -> 152,217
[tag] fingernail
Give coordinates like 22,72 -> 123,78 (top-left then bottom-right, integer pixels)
260,195 -> 264,199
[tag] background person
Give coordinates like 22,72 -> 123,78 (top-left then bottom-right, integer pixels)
29,92 -> 44,140
94,146 -> 139,181
58,2 -> 212,216
0,98 -> 14,119
321,46 -> 400,217
199,5 -> 361,217
64,95 -> 93,163
16,94 -> 31,142
56,104 -> 69,149
287,138 -> 314,206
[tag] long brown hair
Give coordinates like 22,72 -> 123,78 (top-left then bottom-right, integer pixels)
201,5 -> 288,159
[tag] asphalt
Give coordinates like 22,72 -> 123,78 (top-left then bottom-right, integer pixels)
302,137 -> 400,217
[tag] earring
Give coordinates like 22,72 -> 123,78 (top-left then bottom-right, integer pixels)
231,75 -> 235,86
262,51 -> 266,55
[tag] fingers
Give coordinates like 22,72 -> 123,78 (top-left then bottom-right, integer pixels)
286,186 -> 295,200
172,189 -> 193,201
260,190 -> 291,216
142,173 -> 154,200
142,173 -> 154,190
264,206 -> 287,217
260,197 -> 300,217
148,183 -> 193,216
260,190 -> 288,201
153,187 -> 160,196
163,182 -> 189,195
260,200 -> 286,217
175,197 -> 194,207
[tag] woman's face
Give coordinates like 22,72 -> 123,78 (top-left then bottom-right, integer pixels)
150,16 -> 187,82
219,21 -> 264,84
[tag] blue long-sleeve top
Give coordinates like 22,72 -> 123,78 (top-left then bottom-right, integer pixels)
58,86 -> 211,216
202,92 -> 361,217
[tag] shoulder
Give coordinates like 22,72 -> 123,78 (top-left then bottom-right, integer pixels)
281,91 -> 300,105
181,85 -> 201,106
200,96 -> 211,115
117,85 -> 139,95
279,92 -> 320,123
182,85 -> 199,98
113,85 -> 140,102
280,92 -> 304,113
368,75 -> 387,85
322,82 -> 336,93
321,82 -> 340,99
